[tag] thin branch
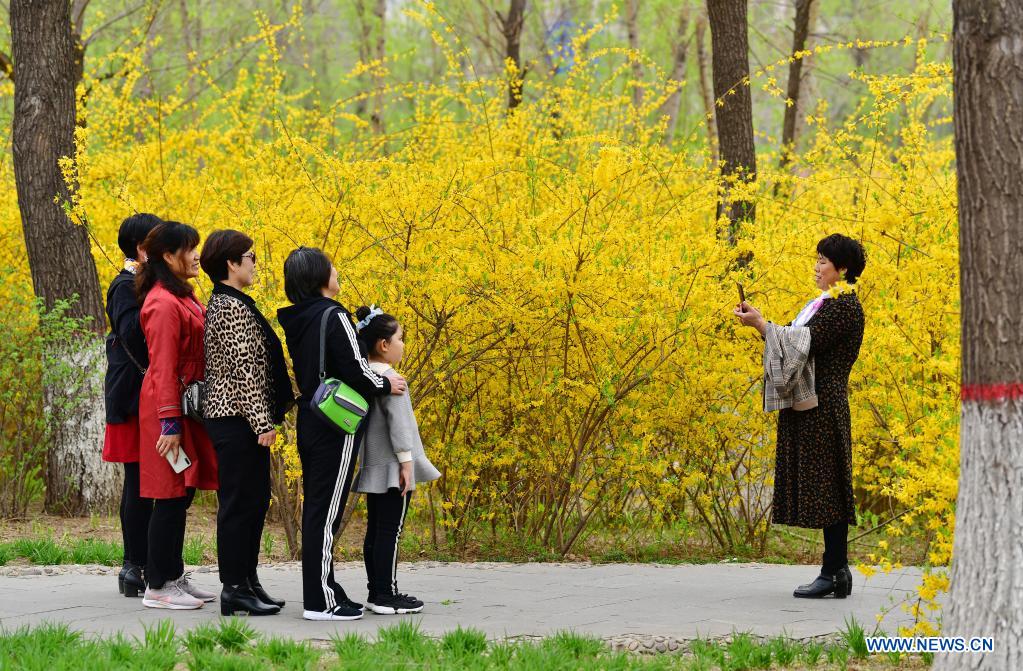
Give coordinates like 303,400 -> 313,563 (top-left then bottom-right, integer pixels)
72,0 -> 92,36
84,2 -> 148,47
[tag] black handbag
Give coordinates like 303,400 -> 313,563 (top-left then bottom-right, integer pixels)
181,379 -> 206,422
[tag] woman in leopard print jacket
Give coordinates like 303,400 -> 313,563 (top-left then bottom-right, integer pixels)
201,229 -> 295,617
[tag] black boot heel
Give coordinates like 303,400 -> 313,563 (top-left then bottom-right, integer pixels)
118,576 -> 125,594
121,563 -> 145,598
834,573 -> 849,600
220,585 -> 280,616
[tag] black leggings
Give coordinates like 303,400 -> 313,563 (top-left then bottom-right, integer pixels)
119,462 -> 153,567
205,416 -> 271,586
822,521 -> 849,574
146,488 -> 195,589
363,488 -> 412,597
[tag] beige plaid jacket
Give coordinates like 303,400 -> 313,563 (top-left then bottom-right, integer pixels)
763,323 -> 818,412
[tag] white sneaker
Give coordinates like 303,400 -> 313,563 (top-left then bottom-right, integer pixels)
176,572 -> 217,602
142,582 -> 204,610
302,605 -> 364,621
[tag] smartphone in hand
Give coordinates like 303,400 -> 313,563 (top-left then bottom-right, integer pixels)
737,282 -> 747,312
166,447 -> 192,474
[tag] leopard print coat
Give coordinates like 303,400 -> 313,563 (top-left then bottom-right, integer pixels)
204,291 -> 275,435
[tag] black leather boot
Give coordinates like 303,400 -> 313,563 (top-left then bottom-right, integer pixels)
839,565 -> 853,596
119,562 -> 146,598
221,584 -> 280,616
248,577 -> 285,609
793,572 -> 848,599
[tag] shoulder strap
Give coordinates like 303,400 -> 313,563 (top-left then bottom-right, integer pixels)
317,307 -> 337,382
116,335 -> 147,375
109,276 -> 147,375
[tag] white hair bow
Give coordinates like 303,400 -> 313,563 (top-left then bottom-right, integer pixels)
355,304 -> 384,331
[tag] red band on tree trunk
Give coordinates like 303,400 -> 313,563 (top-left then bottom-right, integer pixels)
961,384 -> 1023,401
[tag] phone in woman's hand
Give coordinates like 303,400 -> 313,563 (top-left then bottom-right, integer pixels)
737,282 -> 747,312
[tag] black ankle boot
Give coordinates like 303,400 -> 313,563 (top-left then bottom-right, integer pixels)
221,584 -> 280,616
247,578 -> 285,609
793,572 -> 847,599
118,562 -> 146,598
839,565 -> 853,596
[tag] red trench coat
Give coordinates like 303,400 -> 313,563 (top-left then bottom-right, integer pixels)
138,282 -> 218,499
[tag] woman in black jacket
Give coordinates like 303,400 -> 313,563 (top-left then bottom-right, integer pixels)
103,212 -> 161,597
277,247 -> 407,622
201,230 -> 295,616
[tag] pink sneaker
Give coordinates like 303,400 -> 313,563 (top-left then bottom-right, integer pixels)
142,582 -> 204,610
176,572 -> 217,602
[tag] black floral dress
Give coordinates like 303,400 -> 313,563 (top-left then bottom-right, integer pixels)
772,292 -> 864,529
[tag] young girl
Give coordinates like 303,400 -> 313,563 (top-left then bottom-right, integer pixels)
353,305 -> 440,615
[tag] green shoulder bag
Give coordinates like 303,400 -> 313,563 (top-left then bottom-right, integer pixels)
309,308 -> 369,434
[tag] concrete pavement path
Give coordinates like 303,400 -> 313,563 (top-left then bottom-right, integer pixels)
0,562 -> 928,644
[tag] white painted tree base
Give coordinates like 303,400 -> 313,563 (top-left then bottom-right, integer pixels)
44,338 -> 121,514
934,400 -> 1023,671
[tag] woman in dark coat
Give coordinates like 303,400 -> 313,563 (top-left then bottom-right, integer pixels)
277,246 -> 407,622
201,229 -> 295,616
734,233 -> 866,599
103,213 -> 161,597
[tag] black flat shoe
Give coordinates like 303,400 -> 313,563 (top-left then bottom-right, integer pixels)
793,572 -> 848,599
221,584 -> 280,616
249,578 -> 285,608
119,563 -> 146,598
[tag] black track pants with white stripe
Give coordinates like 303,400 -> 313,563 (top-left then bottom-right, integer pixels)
297,406 -> 361,612
363,488 -> 413,597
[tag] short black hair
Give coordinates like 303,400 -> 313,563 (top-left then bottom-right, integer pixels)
117,213 -> 162,259
283,246 -> 333,304
200,229 -> 253,282
355,305 -> 400,356
817,233 -> 867,284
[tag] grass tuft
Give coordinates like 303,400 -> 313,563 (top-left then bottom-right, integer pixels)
11,537 -> 69,564
841,616 -> 869,659
214,617 -> 258,652
253,636 -> 320,670
440,626 -> 488,657
68,538 -> 123,565
184,622 -> 221,655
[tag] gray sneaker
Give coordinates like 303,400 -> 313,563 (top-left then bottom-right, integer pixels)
176,572 -> 217,602
142,582 -> 204,610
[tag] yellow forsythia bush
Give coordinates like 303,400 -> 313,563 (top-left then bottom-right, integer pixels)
0,12 -> 956,633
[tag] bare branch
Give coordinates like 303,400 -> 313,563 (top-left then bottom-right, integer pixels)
84,2 -> 148,47
71,0 -> 91,36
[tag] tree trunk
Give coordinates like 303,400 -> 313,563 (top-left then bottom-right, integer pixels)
695,12 -> 718,164
935,1 -> 1023,668
354,0 -> 387,134
625,0 -> 642,108
662,6 -> 691,146
777,0 -> 815,171
706,0 -> 756,235
498,0 -> 527,110
372,0 -> 386,135
12,0 -> 119,515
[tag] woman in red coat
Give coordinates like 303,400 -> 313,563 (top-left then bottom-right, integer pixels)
136,221 -> 219,610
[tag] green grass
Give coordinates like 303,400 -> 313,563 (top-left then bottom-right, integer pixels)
0,620 -> 930,670
0,536 -> 125,566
